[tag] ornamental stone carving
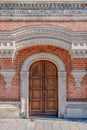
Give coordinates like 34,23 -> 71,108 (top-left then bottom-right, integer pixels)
71,41 -> 87,58
0,41 -> 15,58
71,70 -> 87,87
0,27 -> 87,58
0,1 -> 87,20
0,70 -> 16,88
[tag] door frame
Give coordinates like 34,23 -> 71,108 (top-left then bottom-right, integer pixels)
20,53 -> 67,118
29,60 -> 58,116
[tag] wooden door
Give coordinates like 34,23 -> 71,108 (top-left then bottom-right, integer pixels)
29,60 -> 58,117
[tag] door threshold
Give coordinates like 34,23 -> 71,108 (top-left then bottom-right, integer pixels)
26,116 -> 59,120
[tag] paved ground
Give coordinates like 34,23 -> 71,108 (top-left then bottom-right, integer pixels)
0,118 -> 87,130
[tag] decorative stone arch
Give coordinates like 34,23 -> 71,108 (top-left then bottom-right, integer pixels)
20,53 -> 67,118
12,25 -> 72,59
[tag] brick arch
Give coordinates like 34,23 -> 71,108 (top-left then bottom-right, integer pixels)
21,53 -> 65,72
15,45 -> 71,72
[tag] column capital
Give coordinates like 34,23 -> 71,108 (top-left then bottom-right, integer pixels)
0,69 -> 16,88
71,70 -> 87,87
20,71 -> 29,80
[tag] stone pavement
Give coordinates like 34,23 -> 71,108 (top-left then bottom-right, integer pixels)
0,118 -> 87,130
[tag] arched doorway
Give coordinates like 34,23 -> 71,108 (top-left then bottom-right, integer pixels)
20,53 -> 66,118
29,60 -> 58,117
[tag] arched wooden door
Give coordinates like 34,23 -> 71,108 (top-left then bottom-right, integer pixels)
29,60 -> 58,117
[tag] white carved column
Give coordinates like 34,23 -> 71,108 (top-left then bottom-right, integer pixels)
58,71 -> 67,118
0,69 -> 16,88
71,70 -> 87,87
20,71 -> 29,118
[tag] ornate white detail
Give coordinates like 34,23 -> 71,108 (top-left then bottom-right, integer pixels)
72,41 -> 87,50
71,41 -> 87,58
13,38 -> 71,58
0,1 -> 87,20
0,26 -> 72,58
71,70 -> 87,87
0,70 -> 16,88
71,50 -> 87,58
0,27 -> 87,59
0,41 -> 15,58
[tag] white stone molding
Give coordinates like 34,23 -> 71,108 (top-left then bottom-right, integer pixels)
0,26 -> 87,59
0,41 -> 15,58
20,72 -> 29,117
0,69 -> 16,88
15,38 -> 71,51
71,70 -> 87,87
0,1 -> 87,20
71,50 -> 87,58
71,41 -> 87,58
20,53 -> 67,118
58,72 -> 67,118
21,53 -> 65,72
0,26 -> 72,58
72,41 -> 87,50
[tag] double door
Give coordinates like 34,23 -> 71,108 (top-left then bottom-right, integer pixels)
29,60 -> 58,116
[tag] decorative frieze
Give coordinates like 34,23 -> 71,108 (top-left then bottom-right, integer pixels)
71,70 -> 87,87
71,50 -> 87,58
1,9 -> 87,16
0,41 -> 15,58
71,41 -> 87,58
0,69 -> 16,88
0,2 -> 87,20
0,2 -> 87,10
72,41 -> 87,50
0,28 -> 87,59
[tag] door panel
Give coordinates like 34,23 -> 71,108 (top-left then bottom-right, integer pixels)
31,61 -> 43,77
29,60 -> 58,116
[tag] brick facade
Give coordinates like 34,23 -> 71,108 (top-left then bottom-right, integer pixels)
0,45 -> 87,102
0,21 -> 87,32
0,0 -> 87,118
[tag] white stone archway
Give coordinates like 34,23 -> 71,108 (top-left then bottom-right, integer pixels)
20,53 -> 67,118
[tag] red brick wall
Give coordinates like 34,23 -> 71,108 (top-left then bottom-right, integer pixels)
0,58 -> 14,69
71,58 -> 87,70
0,46 -> 87,102
0,21 -> 87,32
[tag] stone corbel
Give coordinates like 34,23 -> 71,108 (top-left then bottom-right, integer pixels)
0,69 -> 16,88
71,70 -> 87,87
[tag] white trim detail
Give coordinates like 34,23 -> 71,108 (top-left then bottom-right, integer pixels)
71,70 -> 87,87
20,53 -> 67,118
0,26 -> 87,58
71,41 -> 87,58
0,69 -> 16,88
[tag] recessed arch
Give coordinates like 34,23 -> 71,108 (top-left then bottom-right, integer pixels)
21,53 -> 65,72
20,52 -> 67,118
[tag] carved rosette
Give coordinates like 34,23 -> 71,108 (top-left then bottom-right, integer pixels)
0,69 -> 16,88
71,70 -> 87,87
